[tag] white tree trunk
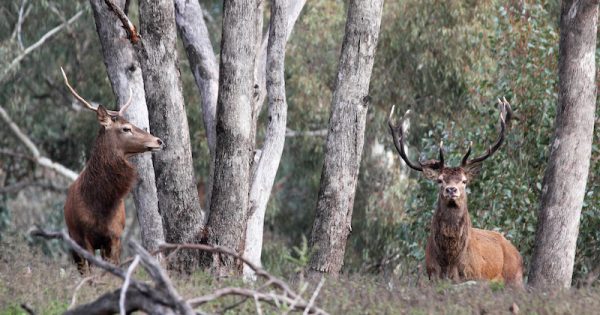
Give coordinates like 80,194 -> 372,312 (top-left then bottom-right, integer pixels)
174,0 -> 219,213
243,0 -> 289,279
528,0 -> 598,288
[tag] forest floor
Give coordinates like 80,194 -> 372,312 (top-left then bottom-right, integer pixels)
1,235 -> 600,315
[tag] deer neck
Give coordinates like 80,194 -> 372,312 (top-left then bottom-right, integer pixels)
80,129 -> 136,214
431,195 -> 472,266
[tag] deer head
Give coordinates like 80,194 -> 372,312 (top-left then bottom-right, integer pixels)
61,67 -> 163,157
388,99 -> 511,209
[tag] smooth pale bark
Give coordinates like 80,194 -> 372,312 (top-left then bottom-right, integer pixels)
308,0 -> 384,276
174,0 -> 219,213
89,0 -> 165,252
137,0 -> 204,271
204,0 -> 259,276
253,0 -> 306,115
528,0 -> 598,288
243,0 -> 288,279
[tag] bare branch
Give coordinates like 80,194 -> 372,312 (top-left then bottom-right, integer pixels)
31,228 -> 126,278
129,242 -> 196,315
285,128 -> 328,138
32,228 -> 328,315
16,0 -> 29,50
0,105 -> 78,181
20,303 -> 35,315
303,276 -> 325,315
69,276 -> 96,309
120,255 -> 140,315
1,10 -> 84,83
103,0 -> 140,44
157,243 -> 329,314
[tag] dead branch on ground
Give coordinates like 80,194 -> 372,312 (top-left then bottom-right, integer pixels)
31,227 -> 329,315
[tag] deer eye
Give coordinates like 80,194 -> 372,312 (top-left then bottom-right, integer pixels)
122,127 -> 132,133
462,180 -> 467,184
437,179 -> 443,184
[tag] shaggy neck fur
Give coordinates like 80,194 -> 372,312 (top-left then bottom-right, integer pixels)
431,193 -> 472,268
79,128 -> 136,216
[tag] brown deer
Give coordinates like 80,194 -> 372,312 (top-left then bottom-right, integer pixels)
61,68 -> 163,272
388,98 -> 523,287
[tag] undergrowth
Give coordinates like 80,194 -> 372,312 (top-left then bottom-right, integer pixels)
1,235 -> 599,315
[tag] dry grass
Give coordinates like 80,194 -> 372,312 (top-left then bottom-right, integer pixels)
1,235 -> 600,315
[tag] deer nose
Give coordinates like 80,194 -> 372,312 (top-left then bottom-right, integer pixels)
445,187 -> 457,195
157,138 -> 163,146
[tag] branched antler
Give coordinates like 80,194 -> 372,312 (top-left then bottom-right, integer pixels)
461,97 -> 512,166
388,106 -> 444,171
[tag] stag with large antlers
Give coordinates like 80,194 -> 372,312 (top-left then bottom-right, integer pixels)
388,98 -> 523,287
61,67 -> 163,272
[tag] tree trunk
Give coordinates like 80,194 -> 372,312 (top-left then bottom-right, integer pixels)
528,0 -> 598,288
243,0 -> 289,279
253,0 -> 307,116
173,0 -> 306,277
136,0 -> 204,271
204,0 -> 259,276
173,0 -> 219,213
308,0 -> 384,276
89,0 -> 165,252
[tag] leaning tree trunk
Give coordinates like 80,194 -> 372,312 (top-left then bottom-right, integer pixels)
174,0 -> 219,213
308,0 -> 384,276
243,0 -> 289,279
89,0 -> 165,252
528,0 -> 598,288
136,0 -> 204,271
204,0 -> 259,276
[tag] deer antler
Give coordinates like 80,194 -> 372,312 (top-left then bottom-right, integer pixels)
61,67 -> 98,112
461,98 -> 512,166
388,106 -> 445,171
118,87 -> 133,116
61,67 -> 131,117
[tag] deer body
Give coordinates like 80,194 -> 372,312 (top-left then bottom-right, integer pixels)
388,98 -> 523,287
61,68 -> 162,271
424,173 -> 523,286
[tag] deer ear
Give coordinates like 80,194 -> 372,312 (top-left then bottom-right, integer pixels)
422,166 -> 440,181
97,105 -> 113,128
464,163 -> 482,180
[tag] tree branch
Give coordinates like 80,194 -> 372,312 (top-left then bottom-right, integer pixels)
0,105 -> 78,181
103,0 -> 140,43
120,255 -> 140,315
1,9 -> 83,83
31,227 -> 329,315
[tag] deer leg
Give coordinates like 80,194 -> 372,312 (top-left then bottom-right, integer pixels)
72,235 -> 94,274
101,236 -> 122,265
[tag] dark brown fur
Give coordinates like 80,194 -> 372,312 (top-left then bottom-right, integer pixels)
64,107 -> 161,272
